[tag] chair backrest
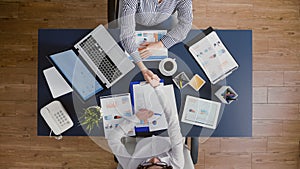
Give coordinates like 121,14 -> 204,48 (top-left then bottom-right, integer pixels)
107,0 -> 120,28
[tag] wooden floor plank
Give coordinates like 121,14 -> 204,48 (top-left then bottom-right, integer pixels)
15,101 -> 37,117
253,71 -> 284,87
0,48 -> 34,68
0,117 -> 35,135
205,152 -> 251,169
253,87 -> 268,103
0,101 -> 16,117
267,137 -> 300,152
206,3 -> 253,21
268,87 -> 300,104
253,104 -> 299,120
0,2 -> 18,19
30,136 -> 79,152
253,120 -> 283,137
0,18 -> 47,35
0,150 -> 64,168
220,137 -> 267,152
252,37 -> 269,54
253,52 -> 300,71
0,84 -> 32,101
61,151 -> 116,168
77,136 -> 111,153
284,71 -> 300,86
283,120 -> 300,137
0,134 -> 31,151
199,138 -> 221,152
0,68 -> 36,85
252,152 -> 299,169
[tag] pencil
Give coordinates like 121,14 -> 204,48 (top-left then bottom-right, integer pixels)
179,79 -> 183,88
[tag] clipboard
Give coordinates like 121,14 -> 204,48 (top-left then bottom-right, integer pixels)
129,80 -> 164,108
186,27 -> 239,85
129,80 -> 168,133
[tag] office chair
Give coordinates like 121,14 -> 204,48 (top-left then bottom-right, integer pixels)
114,137 -> 199,169
107,0 -> 120,28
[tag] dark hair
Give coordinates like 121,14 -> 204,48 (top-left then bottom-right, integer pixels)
137,164 -> 173,169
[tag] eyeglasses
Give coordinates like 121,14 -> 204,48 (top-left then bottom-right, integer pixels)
138,161 -> 169,169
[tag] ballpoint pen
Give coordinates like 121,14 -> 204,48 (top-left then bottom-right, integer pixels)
154,113 -> 162,116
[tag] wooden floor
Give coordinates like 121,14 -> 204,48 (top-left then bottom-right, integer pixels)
0,0 -> 299,168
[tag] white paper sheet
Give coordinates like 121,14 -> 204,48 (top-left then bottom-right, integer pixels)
100,94 -> 135,138
189,31 -> 238,84
181,95 -> 221,129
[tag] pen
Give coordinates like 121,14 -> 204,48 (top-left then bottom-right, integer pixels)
179,79 -> 183,88
154,113 -> 162,116
114,115 -> 122,119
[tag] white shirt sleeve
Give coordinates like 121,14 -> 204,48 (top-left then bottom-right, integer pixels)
155,86 -> 185,168
120,0 -> 142,63
107,115 -> 140,168
160,0 -> 193,49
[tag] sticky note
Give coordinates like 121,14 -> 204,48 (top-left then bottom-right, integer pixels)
189,74 -> 206,91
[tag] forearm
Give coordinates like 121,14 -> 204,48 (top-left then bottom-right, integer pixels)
136,61 -> 147,71
154,86 -> 183,144
107,115 -> 139,156
160,0 -> 193,49
155,86 -> 184,168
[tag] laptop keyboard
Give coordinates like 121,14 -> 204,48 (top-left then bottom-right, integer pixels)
80,35 -> 122,84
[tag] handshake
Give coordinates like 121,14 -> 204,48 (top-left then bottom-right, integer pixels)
141,69 -> 160,88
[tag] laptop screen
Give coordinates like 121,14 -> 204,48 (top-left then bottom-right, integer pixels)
49,50 -> 103,101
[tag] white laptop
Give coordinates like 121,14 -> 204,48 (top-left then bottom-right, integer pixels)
74,24 -> 135,88
47,24 -> 135,101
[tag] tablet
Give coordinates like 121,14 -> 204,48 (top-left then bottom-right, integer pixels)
49,50 -> 103,101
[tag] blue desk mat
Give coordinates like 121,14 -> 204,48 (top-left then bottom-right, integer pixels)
38,29 -> 252,137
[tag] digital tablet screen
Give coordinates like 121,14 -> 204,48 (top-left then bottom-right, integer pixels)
49,50 -> 103,101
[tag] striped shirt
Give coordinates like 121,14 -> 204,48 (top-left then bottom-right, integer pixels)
120,0 -> 193,63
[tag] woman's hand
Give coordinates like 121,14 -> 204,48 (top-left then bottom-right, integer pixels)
140,41 -> 164,49
138,41 -> 164,59
136,108 -> 154,124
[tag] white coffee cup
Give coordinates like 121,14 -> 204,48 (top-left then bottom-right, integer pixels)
159,58 -> 177,76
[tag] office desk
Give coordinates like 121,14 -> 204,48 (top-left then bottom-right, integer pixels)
38,29 -> 252,137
